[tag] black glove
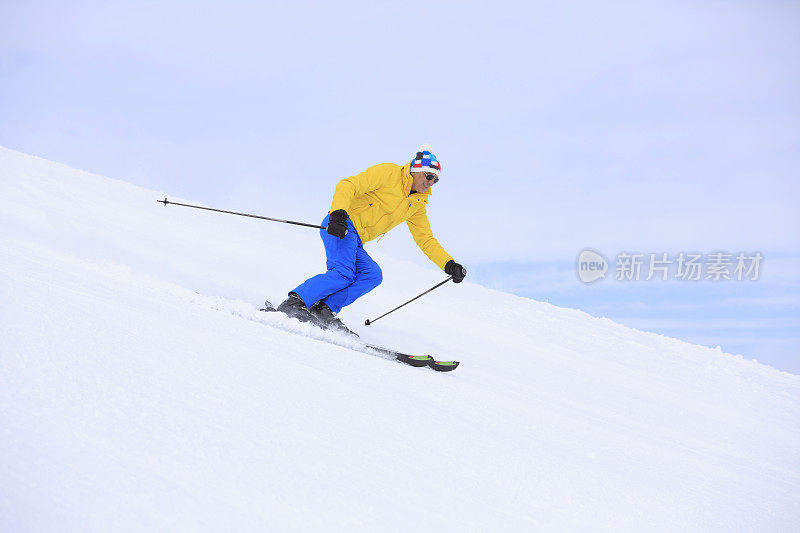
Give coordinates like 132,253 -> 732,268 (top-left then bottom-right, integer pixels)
444,260 -> 467,283
326,209 -> 349,239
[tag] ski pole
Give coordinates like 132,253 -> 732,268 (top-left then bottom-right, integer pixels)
364,277 -> 453,326
157,198 -> 326,229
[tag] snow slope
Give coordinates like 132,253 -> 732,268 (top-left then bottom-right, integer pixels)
1,146 -> 798,531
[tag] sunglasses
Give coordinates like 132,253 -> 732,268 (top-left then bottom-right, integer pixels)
425,173 -> 439,184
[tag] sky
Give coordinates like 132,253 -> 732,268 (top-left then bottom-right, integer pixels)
1,0 -> 799,372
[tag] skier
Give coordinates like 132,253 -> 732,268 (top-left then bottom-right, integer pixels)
276,144 -> 467,334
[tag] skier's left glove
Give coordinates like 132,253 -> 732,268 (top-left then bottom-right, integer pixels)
444,260 -> 467,283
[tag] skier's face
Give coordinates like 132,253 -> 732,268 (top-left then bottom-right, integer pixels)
411,171 -> 437,193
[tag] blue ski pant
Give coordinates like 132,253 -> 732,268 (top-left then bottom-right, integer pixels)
292,213 -> 383,313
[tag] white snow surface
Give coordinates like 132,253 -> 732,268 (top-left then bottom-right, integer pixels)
1,145 -> 798,531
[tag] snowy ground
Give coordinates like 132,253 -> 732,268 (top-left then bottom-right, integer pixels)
1,146 -> 799,531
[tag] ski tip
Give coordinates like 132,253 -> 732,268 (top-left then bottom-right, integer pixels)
428,360 -> 460,372
394,353 -> 459,372
396,354 -> 433,367
260,300 -> 277,312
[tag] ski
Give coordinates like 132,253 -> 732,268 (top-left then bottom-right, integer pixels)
361,343 -> 459,372
260,300 -> 459,372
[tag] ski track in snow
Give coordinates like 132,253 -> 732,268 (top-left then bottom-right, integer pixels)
1,145 -> 799,531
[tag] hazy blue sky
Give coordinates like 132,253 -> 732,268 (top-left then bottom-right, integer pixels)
1,1 -> 799,371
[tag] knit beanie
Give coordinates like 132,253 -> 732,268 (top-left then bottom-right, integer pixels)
410,143 -> 441,177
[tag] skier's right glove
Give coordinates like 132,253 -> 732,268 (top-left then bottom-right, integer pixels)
444,260 -> 467,283
327,209 -> 349,239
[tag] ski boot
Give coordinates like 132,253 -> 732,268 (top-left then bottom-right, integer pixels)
276,292 -> 321,326
309,300 -> 358,337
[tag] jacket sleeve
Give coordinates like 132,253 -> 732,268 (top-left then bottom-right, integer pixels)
330,163 -> 393,213
406,204 -> 454,270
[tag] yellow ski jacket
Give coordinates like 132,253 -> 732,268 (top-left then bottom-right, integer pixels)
330,162 -> 453,270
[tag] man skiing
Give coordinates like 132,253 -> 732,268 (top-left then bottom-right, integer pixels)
276,144 -> 467,334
